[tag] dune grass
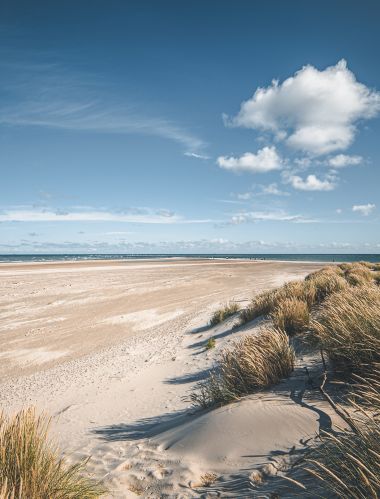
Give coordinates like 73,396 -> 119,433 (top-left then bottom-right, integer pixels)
205,337 -> 216,350
305,267 -> 347,302
0,408 -> 105,499
299,372 -> 380,498
240,266 -> 347,329
271,297 -> 310,336
310,284 -> 380,376
191,327 -> 295,408
210,301 -> 240,326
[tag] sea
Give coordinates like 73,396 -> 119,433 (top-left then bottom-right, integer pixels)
0,253 -> 379,263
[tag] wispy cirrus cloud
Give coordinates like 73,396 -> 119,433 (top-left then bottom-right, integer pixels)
0,206 -> 213,224
227,210 -> 315,225
0,59 -> 205,153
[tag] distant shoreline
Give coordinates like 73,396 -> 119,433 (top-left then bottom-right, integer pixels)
0,253 -> 379,264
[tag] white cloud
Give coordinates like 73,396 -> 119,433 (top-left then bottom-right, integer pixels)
229,210 -> 310,224
352,203 -> 376,216
0,207 -> 213,224
328,154 -> 363,168
288,174 -> 336,191
217,146 -> 282,173
184,151 -> 210,160
226,59 -> 380,155
236,192 -> 252,200
336,208 -> 343,214
261,183 -> 289,196
0,60 -> 205,153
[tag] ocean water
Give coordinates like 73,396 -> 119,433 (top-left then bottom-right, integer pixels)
0,253 -> 379,263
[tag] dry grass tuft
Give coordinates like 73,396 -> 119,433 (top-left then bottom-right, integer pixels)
191,328 -> 295,408
310,284 -> 380,376
345,267 -> 373,286
210,301 -> 240,326
271,298 -> 310,336
305,267 -> 348,302
199,472 -> 218,487
240,267 -> 347,326
0,408 -> 105,499
239,289 -> 279,324
299,372 -> 380,498
240,280 -> 312,324
337,261 -> 375,286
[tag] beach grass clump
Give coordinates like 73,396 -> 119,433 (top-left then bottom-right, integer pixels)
240,280 -> 311,325
239,289 -> 279,324
205,337 -> 216,350
199,472 -> 218,487
344,267 -> 373,286
0,408 -> 105,499
305,267 -> 348,302
336,261 -> 375,286
374,272 -> 380,286
357,260 -> 374,268
240,268 -> 347,326
271,298 -> 310,336
191,327 -> 295,408
310,284 -> 380,376
210,301 -> 240,326
299,373 -> 380,498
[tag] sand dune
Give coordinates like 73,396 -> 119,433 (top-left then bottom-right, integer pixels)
0,258 -> 341,497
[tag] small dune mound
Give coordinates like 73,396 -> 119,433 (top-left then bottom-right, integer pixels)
154,394 -> 323,473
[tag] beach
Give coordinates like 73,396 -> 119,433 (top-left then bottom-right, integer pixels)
0,258 -> 343,497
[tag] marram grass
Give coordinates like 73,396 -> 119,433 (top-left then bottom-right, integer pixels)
271,297 -> 310,336
298,372 -> 380,498
240,266 -> 347,327
310,284 -> 380,376
0,408 -> 105,499
210,301 -> 240,326
191,327 -> 294,408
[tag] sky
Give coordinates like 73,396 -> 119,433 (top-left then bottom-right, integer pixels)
1,0 -> 380,254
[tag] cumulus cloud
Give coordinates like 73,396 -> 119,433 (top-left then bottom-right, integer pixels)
328,154 -> 363,168
217,146 -> 282,173
226,59 -> 380,155
288,174 -> 336,191
352,203 -> 376,216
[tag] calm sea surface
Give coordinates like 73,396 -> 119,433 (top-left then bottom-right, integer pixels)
0,254 -> 379,263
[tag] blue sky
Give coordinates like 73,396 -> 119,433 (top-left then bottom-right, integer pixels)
1,0 -> 380,253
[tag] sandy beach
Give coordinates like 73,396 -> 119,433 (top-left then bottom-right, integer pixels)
0,258 -> 343,497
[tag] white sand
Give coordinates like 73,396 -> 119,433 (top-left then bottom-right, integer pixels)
0,258 -> 341,497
